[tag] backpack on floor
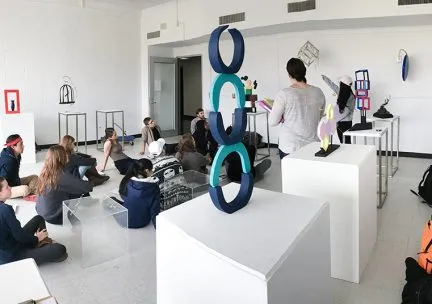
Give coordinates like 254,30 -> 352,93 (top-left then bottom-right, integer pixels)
402,257 -> 432,304
419,220 -> 432,274
411,166 -> 432,207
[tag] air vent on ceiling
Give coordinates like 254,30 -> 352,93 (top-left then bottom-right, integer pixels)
288,0 -> 316,13
398,0 -> 432,5
219,12 -> 246,25
147,31 -> 161,40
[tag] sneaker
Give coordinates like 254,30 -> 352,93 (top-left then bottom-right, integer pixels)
23,194 -> 37,202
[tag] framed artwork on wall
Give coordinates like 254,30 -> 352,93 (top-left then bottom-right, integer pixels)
4,90 -> 20,114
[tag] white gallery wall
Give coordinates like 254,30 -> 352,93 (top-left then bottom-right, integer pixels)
170,25 -> 432,153
0,0 -> 142,145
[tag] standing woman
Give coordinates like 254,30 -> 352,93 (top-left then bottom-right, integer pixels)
99,128 -> 137,175
36,145 -> 92,225
269,58 -> 326,159
336,76 -> 356,144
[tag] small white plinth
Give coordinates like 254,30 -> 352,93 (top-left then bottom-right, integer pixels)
282,142 -> 377,283
0,113 -> 36,164
157,183 -> 331,304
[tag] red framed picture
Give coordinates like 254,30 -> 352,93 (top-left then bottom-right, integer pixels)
4,90 -> 20,114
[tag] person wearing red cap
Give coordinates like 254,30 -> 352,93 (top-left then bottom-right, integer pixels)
0,134 -> 38,199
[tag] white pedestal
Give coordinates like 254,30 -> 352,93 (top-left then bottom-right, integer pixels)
0,258 -> 51,303
282,142 -> 377,283
0,113 -> 36,164
157,183 -> 331,304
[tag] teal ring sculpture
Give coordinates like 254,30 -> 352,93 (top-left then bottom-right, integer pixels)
208,25 -> 253,214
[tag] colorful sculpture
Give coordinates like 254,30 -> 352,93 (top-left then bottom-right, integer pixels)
350,69 -> 373,131
241,76 -> 258,112
208,25 -> 254,214
315,104 -> 340,157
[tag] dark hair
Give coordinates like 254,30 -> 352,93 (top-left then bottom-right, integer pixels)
143,117 -> 152,125
119,159 -> 153,196
6,134 -> 21,146
286,58 -> 307,83
337,82 -> 354,114
196,108 -> 204,115
104,128 -> 115,141
0,177 -> 6,191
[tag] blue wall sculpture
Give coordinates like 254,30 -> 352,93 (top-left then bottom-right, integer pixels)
208,25 -> 254,214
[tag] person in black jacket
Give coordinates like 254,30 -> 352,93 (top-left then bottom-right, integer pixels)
0,134 -> 38,199
112,158 -> 160,228
0,177 -> 67,265
35,145 -> 93,225
193,119 -> 218,161
224,126 -> 272,183
60,135 -> 109,186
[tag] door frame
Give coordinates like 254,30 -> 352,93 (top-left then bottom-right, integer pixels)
149,56 -> 179,138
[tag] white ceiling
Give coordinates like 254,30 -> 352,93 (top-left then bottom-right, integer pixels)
96,0 -> 172,9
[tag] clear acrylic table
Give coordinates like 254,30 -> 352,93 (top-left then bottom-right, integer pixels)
62,196 -> 128,267
161,170 -> 210,211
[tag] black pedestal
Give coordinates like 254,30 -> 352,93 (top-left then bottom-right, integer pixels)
349,122 -> 373,131
315,144 -> 340,157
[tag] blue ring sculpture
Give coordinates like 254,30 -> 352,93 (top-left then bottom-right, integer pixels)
208,25 -> 254,214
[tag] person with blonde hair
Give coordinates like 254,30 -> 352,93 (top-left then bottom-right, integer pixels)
35,145 -> 92,225
175,134 -> 210,174
0,134 -> 38,200
60,135 -> 109,186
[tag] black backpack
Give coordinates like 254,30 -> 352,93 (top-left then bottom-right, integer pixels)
402,257 -> 432,304
411,166 -> 432,207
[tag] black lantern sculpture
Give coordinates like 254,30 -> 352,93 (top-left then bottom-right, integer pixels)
59,78 -> 76,105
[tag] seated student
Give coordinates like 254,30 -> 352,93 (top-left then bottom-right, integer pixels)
224,126 -> 272,183
175,134 -> 210,174
193,119 -> 218,161
0,134 -> 38,200
0,177 -> 67,265
60,135 -> 109,186
35,145 -> 93,225
190,108 -> 205,135
112,159 -> 160,229
99,128 -> 137,175
147,139 -> 184,185
140,117 -> 162,155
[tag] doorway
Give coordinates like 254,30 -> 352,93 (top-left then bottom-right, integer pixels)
177,56 -> 202,134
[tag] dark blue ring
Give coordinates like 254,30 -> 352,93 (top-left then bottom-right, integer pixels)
209,108 -> 247,146
209,25 -> 245,74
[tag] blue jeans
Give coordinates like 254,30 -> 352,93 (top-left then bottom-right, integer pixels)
278,149 -> 289,160
78,166 -> 91,178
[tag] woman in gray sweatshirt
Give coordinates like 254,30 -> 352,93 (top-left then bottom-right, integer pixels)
35,145 -> 93,225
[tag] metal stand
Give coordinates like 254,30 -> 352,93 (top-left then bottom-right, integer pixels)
343,127 -> 389,209
367,115 -> 400,177
58,112 -> 87,153
96,110 -> 125,151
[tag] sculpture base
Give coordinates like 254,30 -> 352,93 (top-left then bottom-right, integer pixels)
349,122 -> 373,131
315,144 -> 340,157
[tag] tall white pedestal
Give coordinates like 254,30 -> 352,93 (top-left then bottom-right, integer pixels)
0,113 -> 36,164
157,183 -> 331,304
282,142 -> 377,283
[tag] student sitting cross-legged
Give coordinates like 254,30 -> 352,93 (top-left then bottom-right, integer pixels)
35,145 -> 93,225
175,134 -> 210,174
0,177 -> 67,265
0,134 -> 39,200
111,158 -> 160,229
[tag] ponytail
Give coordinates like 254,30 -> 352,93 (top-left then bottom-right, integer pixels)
118,158 -> 154,196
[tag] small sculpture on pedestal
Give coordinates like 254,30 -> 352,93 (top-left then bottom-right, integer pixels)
373,95 -> 393,119
315,104 -> 340,157
350,69 -> 373,131
241,76 -> 258,113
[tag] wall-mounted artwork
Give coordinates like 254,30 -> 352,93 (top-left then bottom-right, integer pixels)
59,76 -> 76,105
397,49 -> 409,82
4,90 -> 21,114
298,41 -> 319,67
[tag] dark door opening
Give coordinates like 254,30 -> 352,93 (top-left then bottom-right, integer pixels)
177,56 -> 202,134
